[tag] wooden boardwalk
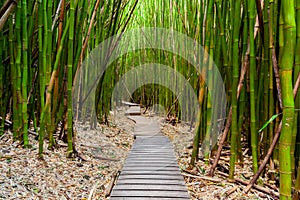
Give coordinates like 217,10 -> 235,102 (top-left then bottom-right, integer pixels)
110,106 -> 190,199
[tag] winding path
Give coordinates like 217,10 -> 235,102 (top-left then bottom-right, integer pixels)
110,105 -> 190,199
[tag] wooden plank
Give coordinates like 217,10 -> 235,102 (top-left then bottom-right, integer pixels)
113,184 -> 187,191
134,133 -> 162,136
128,151 -> 174,154
110,197 -> 190,200
124,161 -> 178,165
125,159 -> 178,163
129,150 -> 174,153
135,128 -> 161,133
136,135 -> 168,138
125,155 -> 177,159
118,175 -> 184,180
129,151 -> 174,154
124,164 -> 179,168
133,143 -> 169,145
134,140 -> 169,143
120,171 -> 183,175
129,154 -> 175,156
134,128 -> 161,132
134,141 -> 170,145
133,143 -> 171,146
129,153 -> 174,156
126,157 -> 177,160
133,146 -> 171,148
125,106 -> 141,116
130,148 -> 174,151
126,156 -> 176,160
110,190 -> 190,198
121,101 -> 140,106
130,149 -> 174,152
128,151 -> 176,158
133,142 -> 171,145
130,150 -> 174,152
131,146 -> 173,148
131,148 -> 173,151
133,141 -> 171,143
122,166 -> 180,171
133,144 -> 173,150
115,179 -> 186,185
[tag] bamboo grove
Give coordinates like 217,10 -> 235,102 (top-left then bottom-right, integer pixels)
0,0 -> 139,156
1,0 -> 300,199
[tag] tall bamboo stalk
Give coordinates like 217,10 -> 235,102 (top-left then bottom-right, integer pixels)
279,0 -> 296,199
229,0 -> 241,179
21,0 -> 29,147
248,0 -> 258,173
66,0 -> 75,157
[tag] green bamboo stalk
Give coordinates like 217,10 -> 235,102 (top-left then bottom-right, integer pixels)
8,13 -> 18,140
215,0 -> 230,93
268,0 -> 276,180
294,2 -> 300,196
38,0 -> 44,115
21,0 -> 29,147
248,0 -> 258,173
0,27 -> 3,136
46,0 -> 55,149
67,0 -> 75,157
279,0 -> 296,199
39,18 -> 70,158
190,86 -> 204,166
202,0 -> 214,161
229,0 -> 241,179
15,1 -> 22,140
292,0 -> 300,179
262,0 -> 270,159
52,0 -> 65,127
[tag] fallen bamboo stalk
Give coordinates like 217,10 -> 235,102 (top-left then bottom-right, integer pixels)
225,186 -> 239,197
182,172 -> 223,183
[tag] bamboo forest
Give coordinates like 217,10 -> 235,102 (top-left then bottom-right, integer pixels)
1,0 -> 300,199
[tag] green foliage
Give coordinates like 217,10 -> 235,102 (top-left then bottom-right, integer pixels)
258,114 -> 281,133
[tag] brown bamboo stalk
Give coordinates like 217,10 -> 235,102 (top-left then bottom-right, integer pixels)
0,0 -> 18,30
74,0 -> 102,84
272,47 -> 283,109
294,72 -> 300,97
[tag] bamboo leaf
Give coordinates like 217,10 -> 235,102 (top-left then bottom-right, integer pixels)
258,113 -> 281,133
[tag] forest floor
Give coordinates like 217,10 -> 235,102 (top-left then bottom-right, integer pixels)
0,108 -> 135,200
159,117 -> 279,200
0,107 -> 279,200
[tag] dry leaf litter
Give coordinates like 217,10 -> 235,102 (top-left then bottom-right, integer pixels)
0,107 -> 134,200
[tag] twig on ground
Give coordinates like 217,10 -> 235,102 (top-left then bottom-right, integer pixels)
93,156 -> 119,161
182,171 -> 223,183
225,186 -> 239,197
62,191 -> 71,200
105,171 -> 119,197
217,171 -> 279,198
88,181 -> 105,200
